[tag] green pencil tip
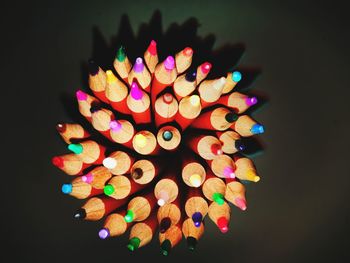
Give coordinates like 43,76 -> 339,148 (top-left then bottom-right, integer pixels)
124,210 -> 134,223
160,239 -> 171,256
67,143 -> 83,154
116,46 -> 126,62
127,237 -> 140,251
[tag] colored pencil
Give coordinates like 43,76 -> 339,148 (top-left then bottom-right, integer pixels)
222,70 -> 242,94
208,154 -> 236,179
157,197 -> 181,233
113,46 -> 132,81
88,59 -> 108,103
216,91 -> 257,113
156,125 -> 181,151
182,217 -> 204,251
143,40 -> 158,74
102,150 -> 134,175
154,93 -> 178,127
109,119 -> 135,148
173,70 -> 197,100
67,140 -> 105,165
61,178 -> 102,199
201,170 -> 226,205
154,172 -> 179,206
175,47 -> 193,74
185,188 -> 208,227
198,77 -> 226,108
127,212 -> 158,251
231,115 -> 265,137
175,95 -> 202,130
216,130 -> 245,154
74,196 -> 127,221
187,134 -> 223,160
208,201 -> 231,233
105,70 -> 130,114
225,179 -> 247,211
103,175 -> 144,200
159,224 -> 182,256
126,82 -> 151,124
99,210 -> 131,239
196,62 -> 212,84
132,130 -> 160,155
124,192 -> 157,223
56,123 -> 90,144
128,57 -> 152,92
190,107 -> 238,131
130,159 -> 161,184
52,153 -> 87,176
182,157 -> 206,188
80,166 -> 112,189
233,156 -> 260,182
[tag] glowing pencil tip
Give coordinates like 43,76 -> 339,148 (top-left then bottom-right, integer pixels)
61,183 -> 72,194
232,71 -> 242,82
98,228 -> 110,239
164,56 -> 175,70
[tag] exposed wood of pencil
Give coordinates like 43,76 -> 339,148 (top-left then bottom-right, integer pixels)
217,92 -> 254,114
173,73 -> 197,100
175,95 -> 202,130
157,202 -> 181,226
126,90 -> 151,124
208,201 -> 231,230
202,171 -> 226,201
198,77 -> 226,108
154,93 -> 178,127
89,66 -> 108,103
185,191 -> 209,220
175,47 -> 193,74
129,213 -> 158,249
128,62 -> 152,92
209,154 -> 236,179
82,197 -> 127,221
76,91 -> 100,121
225,180 -> 247,210
109,119 -> 135,147
222,71 -> 240,94
132,130 -> 159,155
75,140 -> 105,164
182,217 -> 204,240
113,53 -> 131,81
105,70 -> 130,114
106,175 -> 143,200
130,159 -> 159,185
159,224 -> 182,249
190,107 -> 235,131
57,123 -> 89,144
231,115 -> 261,137
182,161 -> 206,187
52,154 -> 86,176
154,178 -> 179,206
216,130 -> 241,154
69,179 -> 102,199
233,156 -> 259,182
91,108 -> 114,139
187,134 -> 223,160
106,151 -> 134,175
156,125 -> 181,151
103,211 -> 129,237
81,166 -> 112,189
127,194 -> 155,222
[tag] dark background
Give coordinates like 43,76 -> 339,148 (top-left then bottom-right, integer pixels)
2,0 -> 349,262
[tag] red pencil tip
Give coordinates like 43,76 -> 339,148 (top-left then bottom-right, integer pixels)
147,40 -> 157,55
201,62 -> 212,74
217,217 -> 229,233
211,144 -> 223,156
56,123 -> 66,133
183,47 -> 193,56
52,156 -> 64,168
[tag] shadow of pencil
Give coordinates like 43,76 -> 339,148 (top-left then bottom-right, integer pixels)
60,9 -> 267,156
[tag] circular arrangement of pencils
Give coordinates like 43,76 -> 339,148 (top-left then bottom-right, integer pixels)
53,40 -> 264,255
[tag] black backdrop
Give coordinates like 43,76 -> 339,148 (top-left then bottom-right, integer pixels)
2,0 -> 349,262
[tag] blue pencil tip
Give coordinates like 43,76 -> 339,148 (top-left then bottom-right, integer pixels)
251,124 -> 265,135
61,183 -> 72,194
232,71 -> 242,82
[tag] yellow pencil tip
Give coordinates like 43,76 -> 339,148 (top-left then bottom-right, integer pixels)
254,176 -> 260,182
189,95 -> 200,106
134,134 -> 147,148
106,70 -> 117,83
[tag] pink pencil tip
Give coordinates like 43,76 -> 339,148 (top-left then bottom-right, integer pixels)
201,62 -> 212,74
109,120 -> 122,132
164,56 -> 175,70
133,57 -> 144,73
223,167 -> 235,178
82,173 -> 93,183
235,198 -> 247,211
76,90 -> 87,101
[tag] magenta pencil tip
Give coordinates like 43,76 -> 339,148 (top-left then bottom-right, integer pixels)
76,90 -> 87,101
164,56 -> 175,70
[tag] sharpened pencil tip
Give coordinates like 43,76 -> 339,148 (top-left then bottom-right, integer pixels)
187,237 -> 197,251
88,59 -> 99,76
74,208 -> 86,220
160,239 -> 171,256
159,217 -> 171,233
98,228 -> 110,239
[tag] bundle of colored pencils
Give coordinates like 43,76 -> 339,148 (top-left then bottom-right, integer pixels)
52,40 -> 264,255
